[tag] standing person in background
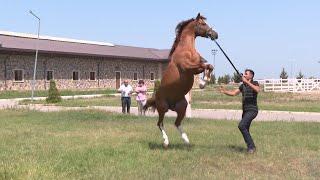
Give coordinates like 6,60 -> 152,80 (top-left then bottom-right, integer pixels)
117,80 -> 133,114
185,91 -> 192,118
136,80 -> 147,115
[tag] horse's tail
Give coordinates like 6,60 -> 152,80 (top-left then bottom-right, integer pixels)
143,97 -> 156,112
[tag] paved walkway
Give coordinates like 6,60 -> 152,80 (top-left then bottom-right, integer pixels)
14,104 -> 320,122
1,95 -> 320,122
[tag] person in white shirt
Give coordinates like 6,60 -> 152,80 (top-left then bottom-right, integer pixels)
117,80 -> 133,114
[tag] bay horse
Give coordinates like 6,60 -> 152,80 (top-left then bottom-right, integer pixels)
144,13 -> 218,148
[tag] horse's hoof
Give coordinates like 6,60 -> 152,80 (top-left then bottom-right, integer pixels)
163,143 -> 169,149
199,79 -> 206,89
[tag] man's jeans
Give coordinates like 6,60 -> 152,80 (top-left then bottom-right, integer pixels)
121,97 -> 131,114
238,110 -> 258,149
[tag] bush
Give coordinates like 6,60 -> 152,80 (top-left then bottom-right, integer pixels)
152,80 -> 161,97
46,80 -> 62,103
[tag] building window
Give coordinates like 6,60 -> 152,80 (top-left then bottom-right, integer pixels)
90,72 -> 96,81
46,71 -> 54,81
73,71 -> 80,80
14,70 -> 23,82
133,72 -> 138,81
150,72 -> 155,81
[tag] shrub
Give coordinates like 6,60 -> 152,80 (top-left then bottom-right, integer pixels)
152,80 -> 161,97
46,80 -> 62,103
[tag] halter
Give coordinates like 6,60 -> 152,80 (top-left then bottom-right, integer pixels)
194,23 -> 213,38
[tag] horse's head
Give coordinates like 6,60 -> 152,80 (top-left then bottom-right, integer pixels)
194,13 -> 218,40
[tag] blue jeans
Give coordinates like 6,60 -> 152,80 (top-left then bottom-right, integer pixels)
121,97 -> 131,114
238,111 -> 258,149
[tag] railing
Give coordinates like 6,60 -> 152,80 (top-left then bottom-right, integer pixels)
259,78 -> 320,92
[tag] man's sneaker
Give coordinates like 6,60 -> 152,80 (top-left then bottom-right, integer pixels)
247,147 -> 256,154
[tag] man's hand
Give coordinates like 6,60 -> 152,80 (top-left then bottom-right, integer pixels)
242,76 -> 249,84
241,76 -> 260,93
219,86 -> 241,96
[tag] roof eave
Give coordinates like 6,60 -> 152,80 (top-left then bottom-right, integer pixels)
0,47 -> 169,62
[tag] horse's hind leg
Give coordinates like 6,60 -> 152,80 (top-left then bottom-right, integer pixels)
157,101 -> 169,148
174,98 -> 190,144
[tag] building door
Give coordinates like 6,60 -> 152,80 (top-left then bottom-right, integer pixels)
116,71 -> 121,89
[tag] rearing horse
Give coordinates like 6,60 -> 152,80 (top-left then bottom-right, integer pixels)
144,13 -> 218,148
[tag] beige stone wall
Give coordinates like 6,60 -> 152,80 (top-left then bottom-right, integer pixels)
0,52 -> 204,91
0,52 -> 167,91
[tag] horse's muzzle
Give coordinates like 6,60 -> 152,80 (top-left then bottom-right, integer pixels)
207,28 -> 218,40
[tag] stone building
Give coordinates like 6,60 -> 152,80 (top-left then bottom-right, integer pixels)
0,31 -> 201,91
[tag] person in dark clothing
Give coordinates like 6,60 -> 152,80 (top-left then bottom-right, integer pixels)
219,69 -> 260,154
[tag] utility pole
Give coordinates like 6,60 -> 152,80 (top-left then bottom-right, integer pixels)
211,49 -> 218,82
29,10 -> 41,101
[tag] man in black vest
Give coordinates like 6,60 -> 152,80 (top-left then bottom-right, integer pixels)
219,69 -> 260,153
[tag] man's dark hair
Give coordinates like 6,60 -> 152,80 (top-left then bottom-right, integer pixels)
245,69 -> 255,78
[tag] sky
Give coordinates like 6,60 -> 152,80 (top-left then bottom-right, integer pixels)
1,0 -> 320,79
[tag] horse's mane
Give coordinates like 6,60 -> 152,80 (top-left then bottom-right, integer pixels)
169,15 -> 206,59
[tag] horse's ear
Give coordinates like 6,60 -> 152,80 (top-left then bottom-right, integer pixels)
196,13 -> 201,20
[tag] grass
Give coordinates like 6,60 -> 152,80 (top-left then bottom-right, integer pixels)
192,86 -> 320,112
20,95 -> 137,107
0,89 -> 116,99
0,109 -> 319,179
20,85 -> 320,112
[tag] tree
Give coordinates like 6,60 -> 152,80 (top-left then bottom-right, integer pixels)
210,74 -> 216,84
280,68 -> 288,79
232,72 -> 241,83
217,76 -> 223,84
218,74 -> 231,84
296,71 -> 304,79
46,80 -> 62,103
223,74 -> 231,84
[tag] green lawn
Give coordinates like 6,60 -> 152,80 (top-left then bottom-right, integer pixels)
0,110 -> 319,179
20,95 -> 136,107
0,89 -> 116,99
20,85 -> 320,112
191,86 -> 320,112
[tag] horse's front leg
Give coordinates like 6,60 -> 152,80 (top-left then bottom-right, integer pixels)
193,64 -> 213,89
193,63 -> 213,79
190,63 -> 207,74
203,64 -> 214,82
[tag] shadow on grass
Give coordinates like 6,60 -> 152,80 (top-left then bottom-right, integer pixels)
148,142 -> 194,151
227,145 -> 246,152
147,142 -> 247,153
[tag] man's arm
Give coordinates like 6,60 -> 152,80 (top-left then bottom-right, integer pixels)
219,86 -> 241,96
117,85 -> 123,93
242,77 -> 260,93
129,86 -> 133,95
